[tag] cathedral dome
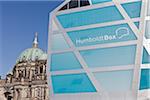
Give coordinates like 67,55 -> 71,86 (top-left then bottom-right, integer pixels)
16,33 -> 47,63
17,48 -> 47,62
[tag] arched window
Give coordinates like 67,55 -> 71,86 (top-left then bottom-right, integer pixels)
40,67 -> 43,74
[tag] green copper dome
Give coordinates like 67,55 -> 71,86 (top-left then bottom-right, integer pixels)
17,48 -> 47,62
16,33 -> 47,63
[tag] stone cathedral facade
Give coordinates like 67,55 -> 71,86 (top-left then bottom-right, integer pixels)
0,33 -> 49,100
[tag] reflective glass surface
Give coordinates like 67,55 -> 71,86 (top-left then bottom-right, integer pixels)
51,52 -> 82,71
52,34 -> 70,51
68,24 -> 137,47
94,70 -> 133,92
80,0 -> 90,7
91,0 -> 112,4
122,1 -> 141,18
57,6 -> 123,28
142,48 -> 150,64
52,73 -> 96,93
140,69 -> 150,90
80,45 -> 136,67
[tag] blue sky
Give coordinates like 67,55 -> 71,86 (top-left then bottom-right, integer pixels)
0,1 -> 63,78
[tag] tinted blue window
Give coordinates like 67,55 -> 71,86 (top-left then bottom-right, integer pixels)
142,48 -> 150,64
52,73 -> 96,93
57,6 -> 123,28
94,70 -> 133,92
68,24 -> 137,47
80,45 -> 136,67
91,0 -> 112,4
51,52 -> 82,71
140,69 -> 150,90
122,2 -> 141,18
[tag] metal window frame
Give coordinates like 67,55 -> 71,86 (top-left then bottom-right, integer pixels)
138,0 -> 150,98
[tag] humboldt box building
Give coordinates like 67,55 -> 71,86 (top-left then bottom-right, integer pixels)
47,0 -> 150,100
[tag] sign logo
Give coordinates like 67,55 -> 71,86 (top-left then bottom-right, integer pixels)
116,27 -> 129,39
76,27 -> 130,45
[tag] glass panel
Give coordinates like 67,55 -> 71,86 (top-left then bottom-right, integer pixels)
59,4 -> 68,11
91,0 -> 112,4
51,34 -> 70,51
52,73 -> 96,93
68,24 -> 137,47
80,45 -> 136,68
94,70 -> 133,92
80,0 -> 90,7
142,48 -> 150,64
57,6 -> 123,28
145,21 -> 150,39
122,1 -> 141,18
69,0 -> 79,9
140,69 -> 150,90
51,52 -> 82,71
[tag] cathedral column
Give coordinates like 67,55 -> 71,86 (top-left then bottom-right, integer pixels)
42,65 -> 45,80
13,89 -> 18,100
16,69 -> 19,78
32,87 -> 35,99
30,69 -> 33,81
44,87 -> 46,100
43,65 -> 45,74
23,69 -> 25,77
26,67 -> 29,78
46,87 -> 49,100
38,67 -> 40,74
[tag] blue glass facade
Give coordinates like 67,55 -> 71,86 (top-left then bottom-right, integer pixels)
142,48 -> 150,64
80,45 -> 136,67
122,1 -> 141,18
57,6 -> 123,28
48,0 -> 148,99
51,52 -> 82,71
94,70 -> 133,92
68,24 -> 137,47
52,34 -> 70,51
140,48 -> 150,90
91,0 -> 112,4
52,73 -> 96,93
140,69 -> 150,90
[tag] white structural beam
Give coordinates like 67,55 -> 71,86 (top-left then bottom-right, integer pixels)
51,64 -> 134,76
141,64 -> 150,69
112,0 -> 146,99
47,12 -> 55,96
